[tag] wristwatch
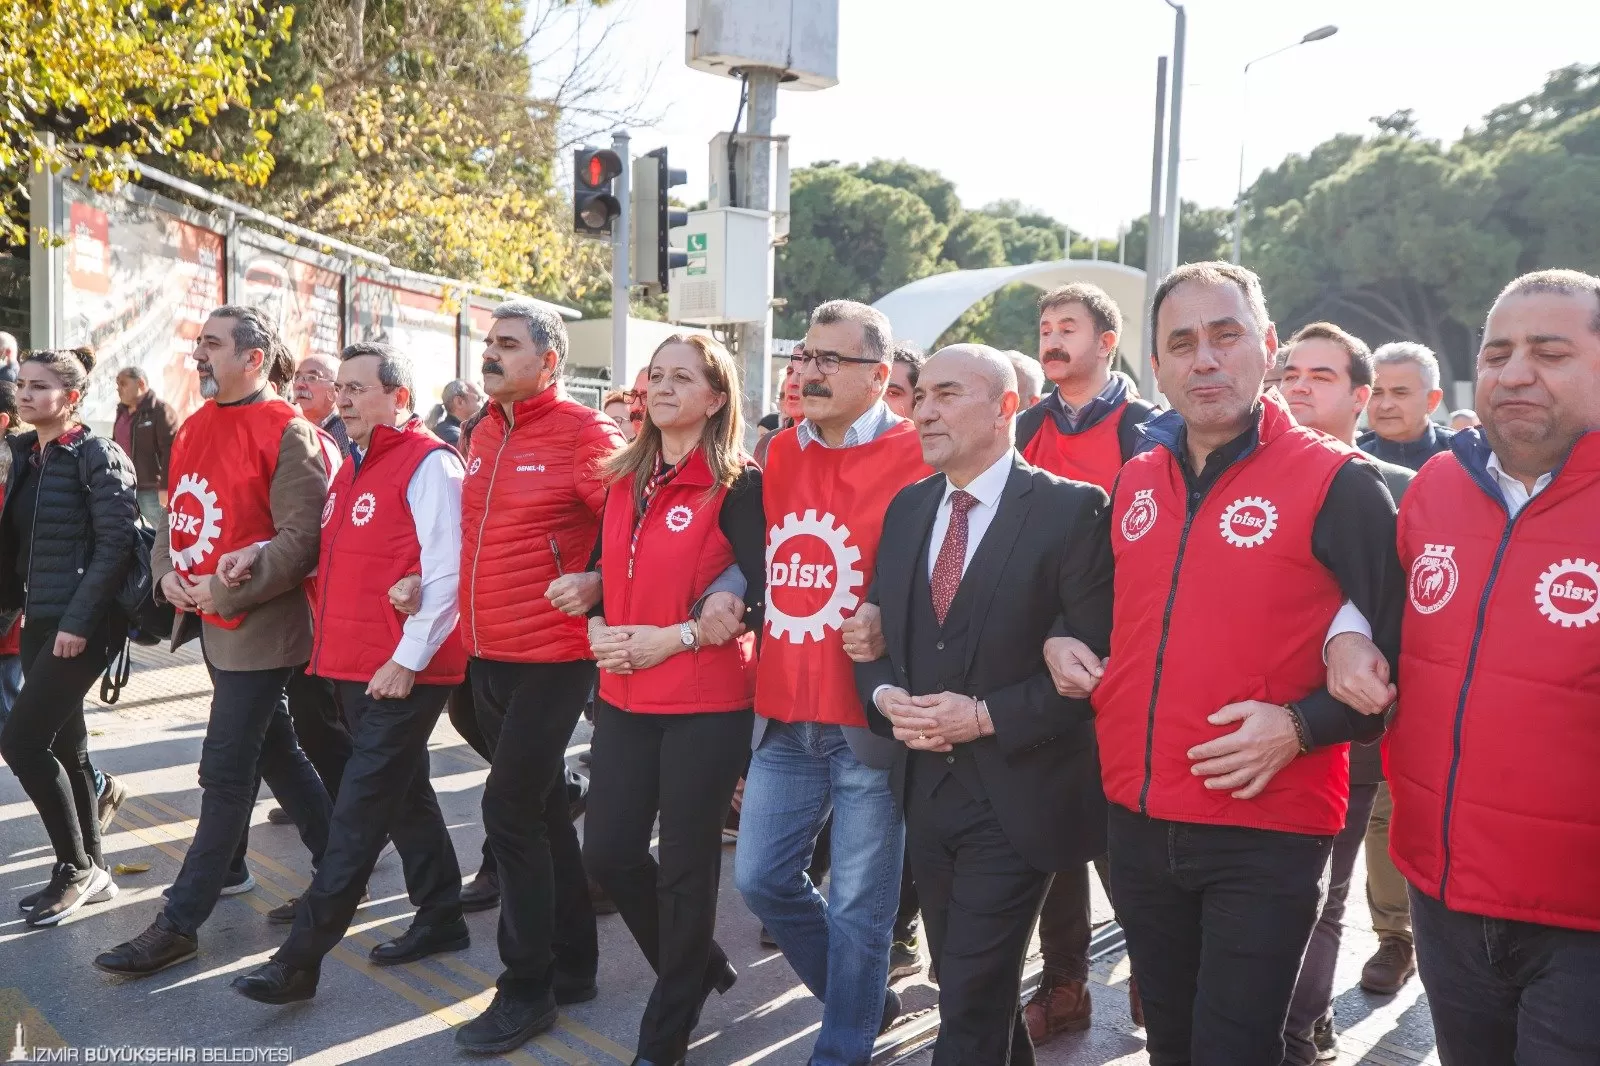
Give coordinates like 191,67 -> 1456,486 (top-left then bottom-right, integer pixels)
679,621 -> 697,649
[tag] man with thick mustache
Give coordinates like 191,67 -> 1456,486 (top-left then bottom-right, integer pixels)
452,301 -> 624,1054
293,353 -> 350,459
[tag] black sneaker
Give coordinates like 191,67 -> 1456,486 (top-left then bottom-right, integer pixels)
220,864 -> 256,896
456,990 -> 558,1054
97,774 -> 127,834
26,863 -> 117,927
889,936 -> 923,980
95,915 -> 199,976
1313,1015 -> 1338,1061
266,806 -> 293,826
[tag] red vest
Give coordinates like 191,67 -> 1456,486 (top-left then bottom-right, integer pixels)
310,418 -> 466,686
166,398 -> 302,629
756,420 -> 931,726
597,450 -> 757,714
1092,396 -> 1357,835
1387,432 -> 1600,932
1021,403 -> 1127,492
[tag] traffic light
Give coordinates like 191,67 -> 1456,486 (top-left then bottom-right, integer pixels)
573,147 -> 623,238
631,147 -> 690,294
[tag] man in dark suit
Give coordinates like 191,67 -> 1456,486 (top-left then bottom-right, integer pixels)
849,343 -> 1114,1064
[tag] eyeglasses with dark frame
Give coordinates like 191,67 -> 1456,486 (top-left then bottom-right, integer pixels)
787,350 -> 881,375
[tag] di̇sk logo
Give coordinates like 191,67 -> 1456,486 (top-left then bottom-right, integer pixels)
320,492 -> 338,529
1219,496 -> 1278,549
168,473 -> 225,569
468,457 -> 482,476
1121,489 -> 1158,542
1534,558 -> 1600,629
351,493 -> 378,526
1408,544 -> 1459,614
765,510 -> 865,643
665,505 -> 694,533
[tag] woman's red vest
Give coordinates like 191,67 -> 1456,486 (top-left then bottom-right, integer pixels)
1021,404 -> 1127,492
1387,432 -> 1600,932
597,449 -> 756,714
309,419 -> 466,686
756,421 -> 931,727
166,398 -> 301,630
1092,396 -> 1357,835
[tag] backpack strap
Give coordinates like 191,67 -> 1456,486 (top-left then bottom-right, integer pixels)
1118,399 -> 1161,462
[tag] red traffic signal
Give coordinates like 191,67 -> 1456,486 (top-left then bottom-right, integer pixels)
573,147 -> 624,238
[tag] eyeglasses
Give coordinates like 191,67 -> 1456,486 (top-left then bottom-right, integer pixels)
293,372 -> 335,386
620,390 -> 643,402
334,382 -> 395,399
787,351 -> 881,375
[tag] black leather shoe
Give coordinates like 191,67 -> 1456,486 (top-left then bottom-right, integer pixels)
629,1058 -> 685,1066
460,869 -> 500,913
688,957 -> 738,1032
553,969 -> 598,1004
369,918 -> 470,966
232,960 -> 319,1004
456,991 -> 558,1054
94,917 -> 198,976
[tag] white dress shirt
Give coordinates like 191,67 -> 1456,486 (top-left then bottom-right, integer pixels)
926,449 -> 1015,579
1486,450 -> 1553,518
347,443 -> 465,672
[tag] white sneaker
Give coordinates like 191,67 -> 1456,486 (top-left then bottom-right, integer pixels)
26,863 -> 116,927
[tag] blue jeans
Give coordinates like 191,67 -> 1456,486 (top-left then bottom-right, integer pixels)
735,722 -> 904,1066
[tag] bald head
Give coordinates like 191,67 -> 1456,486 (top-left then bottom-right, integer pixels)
915,344 -> 1021,484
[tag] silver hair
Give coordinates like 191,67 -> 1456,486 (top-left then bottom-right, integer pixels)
492,300 -> 569,368
0,332 -> 16,357
810,300 -> 893,362
1373,341 -> 1441,393
1495,269 -> 1600,335
1003,350 -> 1045,405
116,365 -> 149,385
931,343 -> 1019,402
441,379 -> 471,406
340,341 -> 417,411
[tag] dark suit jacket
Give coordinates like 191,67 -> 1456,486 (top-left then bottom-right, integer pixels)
854,452 -> 1114,872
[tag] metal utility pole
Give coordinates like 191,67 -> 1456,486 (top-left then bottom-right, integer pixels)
609,130 -> 632,388
1141,55 -> 1168,402
1161,2 -> 1186,275
734,70 -> 779,427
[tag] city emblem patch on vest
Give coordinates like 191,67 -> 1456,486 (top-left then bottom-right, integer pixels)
351,493 -> 378,527
665,505 -> 694,533
1121,489 -> 1158,542
1534,557 -> 1600,629
320,492 -> 337,529
1219,496 -> 1278,549
1408,543 -> 1459,614
765,510 -> 865,643
168,473 -> 225,568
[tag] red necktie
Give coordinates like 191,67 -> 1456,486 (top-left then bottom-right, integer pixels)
931,490 -> 977,626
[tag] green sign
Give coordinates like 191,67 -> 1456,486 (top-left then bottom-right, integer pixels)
686,231 -> 708,275
686,233 -> 707,252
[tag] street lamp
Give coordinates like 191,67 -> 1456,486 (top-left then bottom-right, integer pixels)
1232,25 -> 1339,264
1161,1 -> 1186,276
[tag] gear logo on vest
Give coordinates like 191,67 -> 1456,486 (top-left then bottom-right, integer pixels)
1534,558 -> 1600,629
665,505 -> 693,533
1408,544 -> 1459,614
351,493 -> 377,527
468,457 -> 482,476
1121,489 -> 1158,542
765,509 -> 865,643
321,492 -> 338,529
168,473 -> 224,569
1219,496 -> 1278,549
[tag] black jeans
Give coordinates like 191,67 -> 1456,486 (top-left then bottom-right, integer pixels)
471,657 -> 598,1002
583,701 -> 751,1061
1108,805 -> 1330,1066
1283,781 -> 1379,1066
1037,855 -> 1114,983
908,767 -> 1050,1066
0,620 -> 111,871
285,665 -> 352,800
162,663 -> 332,937
448,680 -> 495,880
1411,885 -> 1600,1066
276,682 -> 462,969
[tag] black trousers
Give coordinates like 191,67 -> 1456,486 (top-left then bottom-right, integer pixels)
908,765 -> 1051,1066
1108,805 -> 1330,1066
1037,855 -> 1113,983
471,657 -> 598,1002
1411,884 -> 1600,1066
285,665 -> 352,799
583,701 -> 751,1060
0,620 -> 111,872
448,680 -> 496,880
276,682 -> 462,969
1282,782 -> 1379,1065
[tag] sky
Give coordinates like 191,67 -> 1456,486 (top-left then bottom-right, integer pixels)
544,0 -> 1600,240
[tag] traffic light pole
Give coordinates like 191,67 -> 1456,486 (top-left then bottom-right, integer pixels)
610,130 -> 632,389
734,70 -> 779,432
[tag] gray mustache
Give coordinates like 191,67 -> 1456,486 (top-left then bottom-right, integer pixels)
801,382 -> 833,398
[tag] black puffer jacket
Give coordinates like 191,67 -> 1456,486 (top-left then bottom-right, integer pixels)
0,429 -> 138,636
